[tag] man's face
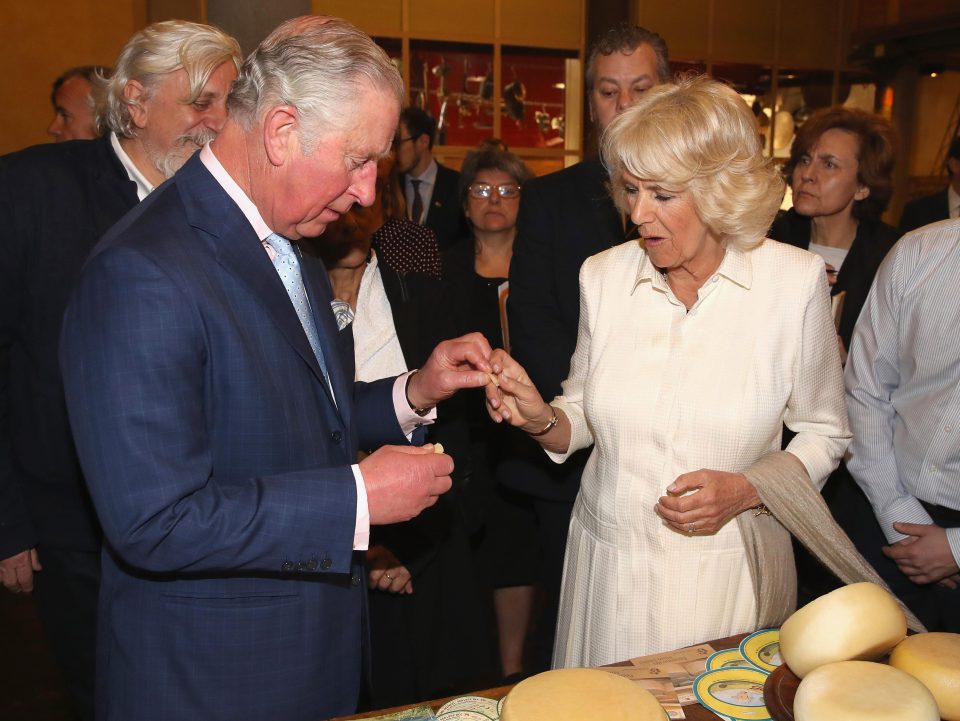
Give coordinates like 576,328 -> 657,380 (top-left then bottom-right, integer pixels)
266,85 -> 400,240
392,121 -> 426,174
130,60 -> 237,179
589,43 -> 662,132
47,75 -> 99,141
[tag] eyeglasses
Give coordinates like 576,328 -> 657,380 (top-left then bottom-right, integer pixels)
468,182 -> 522,199
392,135 -> 416,148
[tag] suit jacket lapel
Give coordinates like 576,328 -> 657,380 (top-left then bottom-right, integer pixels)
175,156 -> 334,398
90,135 -> 139,237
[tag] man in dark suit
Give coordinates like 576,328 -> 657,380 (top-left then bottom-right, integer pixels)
59,16 -> 493,721
0,21 -> 241,721
899,137 -> 960,234
394,106 -> 467,250
505,22 -> 670,672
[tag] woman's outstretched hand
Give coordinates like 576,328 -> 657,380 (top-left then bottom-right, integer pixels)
484,348 -> 553,432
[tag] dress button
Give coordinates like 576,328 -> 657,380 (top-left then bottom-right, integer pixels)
330,430 -> 342,444
351,573 -> 361,586
320,558 -> 333,570
280,561 -> 295,572
305,559 -> 318,571
945,426 -> 953,433
930,464 -> 938,473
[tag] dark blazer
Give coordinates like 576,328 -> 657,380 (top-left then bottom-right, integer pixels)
418,161 -> 467,252
0,136 -> 138,559
769,209 -> 898,348
60,154 -> 410,721
898,188 -> 950,235
505,157 -> 627,501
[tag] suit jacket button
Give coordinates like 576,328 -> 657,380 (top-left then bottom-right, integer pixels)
351,573 -> 360,586
305,559 -> 318,571
281,561 -> 295,572
330,430 -> 342,444
320,558 -> 333,570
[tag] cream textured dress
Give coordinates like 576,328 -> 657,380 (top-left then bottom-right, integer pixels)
548,239 -> 849,668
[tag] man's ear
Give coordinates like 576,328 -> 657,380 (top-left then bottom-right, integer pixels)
263,105 -> 299,167
415,133 -> 431,154
124,80 -> 148,129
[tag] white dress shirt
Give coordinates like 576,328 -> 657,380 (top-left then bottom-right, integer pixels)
846,218 -> 960,566
110,131 -> 154,201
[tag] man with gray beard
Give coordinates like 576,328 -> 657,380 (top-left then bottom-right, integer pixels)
0,20 -> 240,721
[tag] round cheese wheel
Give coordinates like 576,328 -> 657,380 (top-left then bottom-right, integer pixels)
794,661 -> 939,721
890,632 -> 960,720
779,582 -> 906,677
499,668 -> 665,721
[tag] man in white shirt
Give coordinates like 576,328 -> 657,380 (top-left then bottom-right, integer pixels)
846,218 -> 960,632
0,21 -> 241,721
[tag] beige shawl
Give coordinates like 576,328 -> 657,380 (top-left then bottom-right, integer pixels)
737,451 -> 925,632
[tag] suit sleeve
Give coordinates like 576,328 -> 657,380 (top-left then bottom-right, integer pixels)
510,179 -> 570,397
61,246 -> 360,575
0,157 -> 39,558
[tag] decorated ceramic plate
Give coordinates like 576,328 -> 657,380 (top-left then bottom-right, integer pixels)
694,667 -> 772,721
707,648 -> 752,671
740,629 -> 782,673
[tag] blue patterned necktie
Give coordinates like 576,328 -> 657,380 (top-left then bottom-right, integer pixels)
264,233 -> 329,380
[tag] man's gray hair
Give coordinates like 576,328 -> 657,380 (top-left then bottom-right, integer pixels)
97,20 -> 242,138
228,16 -> 403,153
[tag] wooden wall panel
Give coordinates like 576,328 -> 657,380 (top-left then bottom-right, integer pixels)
408,0 -> 495,41
0,0 -> 140,155
147,0 -> 201,23
209,0 -> 309,56
778,0 -> 841,69
635,0 -> 709,62
712,0 -> 776,63
313,0 -> 403,37
500,0 -> 582,48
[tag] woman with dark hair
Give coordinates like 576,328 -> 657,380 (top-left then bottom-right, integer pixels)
442,144 -> 538,681
771,107 -> 899,355
771,108 -> 900,605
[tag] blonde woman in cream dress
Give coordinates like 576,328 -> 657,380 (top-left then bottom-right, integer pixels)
485,76 -> 850,667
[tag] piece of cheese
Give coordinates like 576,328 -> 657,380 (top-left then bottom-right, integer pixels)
890,632 -> 960,720
499,668 -> 665,721
779,582 -> 906,677
794,660 -> 939,721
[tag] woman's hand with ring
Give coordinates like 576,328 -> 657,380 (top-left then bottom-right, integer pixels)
655,469 -> 761,535
365,545 -> 414,594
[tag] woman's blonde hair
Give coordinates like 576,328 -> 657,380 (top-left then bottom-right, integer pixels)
601,75 -> 784,250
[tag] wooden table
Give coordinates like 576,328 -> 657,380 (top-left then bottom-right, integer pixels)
329,634 -> 749,720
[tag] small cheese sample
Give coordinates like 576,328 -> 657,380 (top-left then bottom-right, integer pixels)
890,632 -> 960,720
499,668 -> 665,721
433,443 -> 444,454
794,661 -> 939,721
779,582 -> 906,677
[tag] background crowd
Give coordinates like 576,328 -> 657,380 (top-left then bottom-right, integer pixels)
1,13 -> 958,721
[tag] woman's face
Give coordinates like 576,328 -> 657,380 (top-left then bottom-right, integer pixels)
791,128 -> 869,220
466,168 -> 521,234
623,172 -> 722,273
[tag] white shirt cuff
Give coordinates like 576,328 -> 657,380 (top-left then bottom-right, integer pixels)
351,464 -> 369,550
393,371 -> 437,439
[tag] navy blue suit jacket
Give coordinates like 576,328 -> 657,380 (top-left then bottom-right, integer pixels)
60,154 -> 408,721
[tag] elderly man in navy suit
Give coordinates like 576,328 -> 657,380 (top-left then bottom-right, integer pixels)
0,21 -> 241,721
60,16 -> 493,721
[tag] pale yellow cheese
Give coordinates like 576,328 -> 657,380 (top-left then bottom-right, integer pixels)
890,632 -> 960,720
499,668 -> 665,721
779,582 -> 906,677
794,660 -> 939,721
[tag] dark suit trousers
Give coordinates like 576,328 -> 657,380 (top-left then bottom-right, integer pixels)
32,546 -> 100,721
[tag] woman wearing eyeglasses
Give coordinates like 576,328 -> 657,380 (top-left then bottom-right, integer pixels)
442,144 -> 538,682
